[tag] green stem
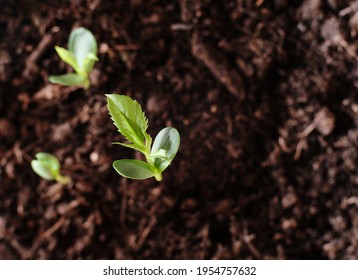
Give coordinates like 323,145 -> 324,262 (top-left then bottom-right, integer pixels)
83,78 -> 90,89
75,69 -> 90,89
55,174 -> 71,185
142,137 -> 165,181
154,173 -> 162,181
144,146 -> 154,166
144,148 -> 163,181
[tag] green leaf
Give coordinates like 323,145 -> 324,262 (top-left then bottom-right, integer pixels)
151,149 -> 167,159
151,127 -> 180,171
87,53 -> 99,61
83,53 -> 99,74
54,46 -> 79,73
31,161 -> 54,180
49,73 -> 87,86
113,159 -> 155,179
31,152 -> 60,180
68,27 -> 98,72
107,94 -> 150,149
113,142 -> 146,152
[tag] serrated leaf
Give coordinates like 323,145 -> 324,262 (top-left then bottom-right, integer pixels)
151,149 -> 168,159
68,27 -> 98,72
31,152 -> 60,180
107,94 -> 149,149
49,73 -> 87,86
151,127 -> 180,171
54,46 -> 79,73
113,159 -> 155,179
113,142 -> 145,152
144,133 -> 152,150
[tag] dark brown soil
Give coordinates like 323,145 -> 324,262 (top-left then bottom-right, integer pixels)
1,0 -> 358,260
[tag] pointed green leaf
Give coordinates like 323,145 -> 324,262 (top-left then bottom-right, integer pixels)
83,53 -> 99,74
144,133 -> 152,150
114,142 -> 146,152
151,149 -> 167,159
49,73 -> 87,86
87,53 -> 99,61
68,27 -> 98,72
113,159 -> 155,179
151,127 -> 180,171
54,46 -> 79,73
107,94 -> 149,149
31,152 -> 60,180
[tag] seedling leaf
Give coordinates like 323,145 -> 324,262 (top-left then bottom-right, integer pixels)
113,159 -> 155,179
150,149 -> 167,159
31,161 -> 54,180
49,73 -> 87,86
107,94 -> 149,149
113,142 -> 146,152
151,127 -> 180,171
54,46 -> 79,73
31,153 -> 71,184
68,27 -> 98,72
83,53 -> 99,74
31,152 -> 60,180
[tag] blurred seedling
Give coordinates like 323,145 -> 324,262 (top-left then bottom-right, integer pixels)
31,152 -> 71,185
49,27 -> 98,89
107,94 -> 180,181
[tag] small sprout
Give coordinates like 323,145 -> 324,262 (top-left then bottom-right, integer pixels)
49,27 -> 98,89
31,152 -> 71,185
107,94 -> 180,181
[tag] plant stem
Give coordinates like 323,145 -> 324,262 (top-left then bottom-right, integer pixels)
55,174 -> 71,185
83,78 -> 90,89
144,148 -> 163,181
154,173 -> 162,181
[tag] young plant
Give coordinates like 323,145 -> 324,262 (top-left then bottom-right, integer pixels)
49,27 -> 98,89
107,94 -> 180,181
31,152 -> 71,185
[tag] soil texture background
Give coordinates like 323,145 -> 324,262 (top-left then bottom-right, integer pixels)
1,0 -> 358,259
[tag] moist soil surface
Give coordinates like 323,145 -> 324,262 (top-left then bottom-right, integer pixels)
1,0 -> 358,259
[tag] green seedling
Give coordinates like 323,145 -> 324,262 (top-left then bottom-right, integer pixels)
107,94 -> 180,181
31,152 -> 71,185
49,27 -> 98,89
